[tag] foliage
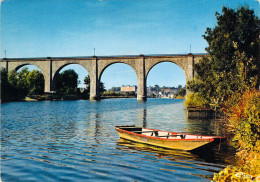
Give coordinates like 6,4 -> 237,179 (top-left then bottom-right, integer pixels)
83,75 -> 90,98
102,91 -> 136,97
125,91 -> 135,97
177,85 -> 182,89
1,68 -> 45,101
16,67 -> 30,96
110,87 -> 121,92
27,70 -> 44,95
184,92 -> 209,108
84,75 -> 90,90
103,91 -> 121,97
214,89 -> 260,181
1,69 -> 16,102
55,69 -> 79,95
184,6 -> 260,180
224,89 -> 260,172
213,166 -> 254,182
187,6 -> 259,109
99,81 -> 106,94
83,75 -> 106,96
176,87 -> 186,97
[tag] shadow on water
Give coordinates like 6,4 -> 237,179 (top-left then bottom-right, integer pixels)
116,138 -> 235,166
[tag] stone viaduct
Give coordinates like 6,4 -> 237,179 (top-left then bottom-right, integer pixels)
0,54 -> 206,101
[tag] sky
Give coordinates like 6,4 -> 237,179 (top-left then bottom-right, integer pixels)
1,0 -> 259,89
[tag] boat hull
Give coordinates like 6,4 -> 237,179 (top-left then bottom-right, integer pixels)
115,126 -> 225,151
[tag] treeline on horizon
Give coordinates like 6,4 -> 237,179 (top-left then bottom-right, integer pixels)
1,67 -> 186,102
0,68 -> 93,102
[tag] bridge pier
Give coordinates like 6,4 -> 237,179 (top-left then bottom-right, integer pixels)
137,55 -> 147,101
90,57 -> 101,100
185,54 -> 194,97
44,59 -> 53,93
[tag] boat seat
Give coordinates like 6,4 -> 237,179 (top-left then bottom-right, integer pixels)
157,134 -> 186,139
131,131 -> 155,133
130,130 -> 186,139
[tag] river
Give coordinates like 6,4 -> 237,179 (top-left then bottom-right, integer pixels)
1,98 -> 234,181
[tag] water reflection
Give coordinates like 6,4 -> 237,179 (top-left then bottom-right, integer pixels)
185,118 -> 228,136
117,138 -> 197,159
116,138 -> 225,181
116,137 -> 231,165
1,99 -> 235,182
94,113 -> 101,144
142,108 -> 147,128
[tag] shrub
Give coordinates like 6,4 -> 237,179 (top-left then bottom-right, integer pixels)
214,89 -> 260,180
184,93 -> 209,108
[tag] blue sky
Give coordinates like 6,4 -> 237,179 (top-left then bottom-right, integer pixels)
1,0 -> 259,89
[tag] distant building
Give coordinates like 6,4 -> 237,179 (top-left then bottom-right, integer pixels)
158,88 -> 177,97
121,85 -> 137,93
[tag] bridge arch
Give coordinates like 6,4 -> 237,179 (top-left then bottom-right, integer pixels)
145,60 -> 187,80
52,61 -> 92,81
1,54 -> 199,100
146,60 -> 187,83
15,63 -> 34,71
98,62 -> 138,82
51,60 -> 94,93
8,62 -> 47,92
52,63 -> 90,91
97,59 -> 138,82
8,61 -> 47,73
99,62 -> 138,94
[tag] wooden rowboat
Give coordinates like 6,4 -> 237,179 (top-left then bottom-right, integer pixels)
115,125 -> 226,151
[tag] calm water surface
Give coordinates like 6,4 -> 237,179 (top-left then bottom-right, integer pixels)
1,99 -> 233,181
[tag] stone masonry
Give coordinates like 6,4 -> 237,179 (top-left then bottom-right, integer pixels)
0,54 -> 206,101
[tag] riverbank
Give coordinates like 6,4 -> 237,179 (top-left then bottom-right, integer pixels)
1,94 -> 87,103
2,95 -> 187,103
101,96 -> 136,99
213,89 -> 260,181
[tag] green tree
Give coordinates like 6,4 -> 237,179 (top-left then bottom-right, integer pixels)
176,87 -> 186,97
1,69 -> 16,101
110,87 -> 120,92
177,85 -> 182,89
17,67 -> 30,96
83,75 -> 106,95
80,75 -> 90,99
55,69 -> 79,95
84,75 -> 90,91
7,68 -> 30,99
8,70 -> 18,88
27,70 -> 44,95
187,6 -> 259,108
99,81 -> 106,94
